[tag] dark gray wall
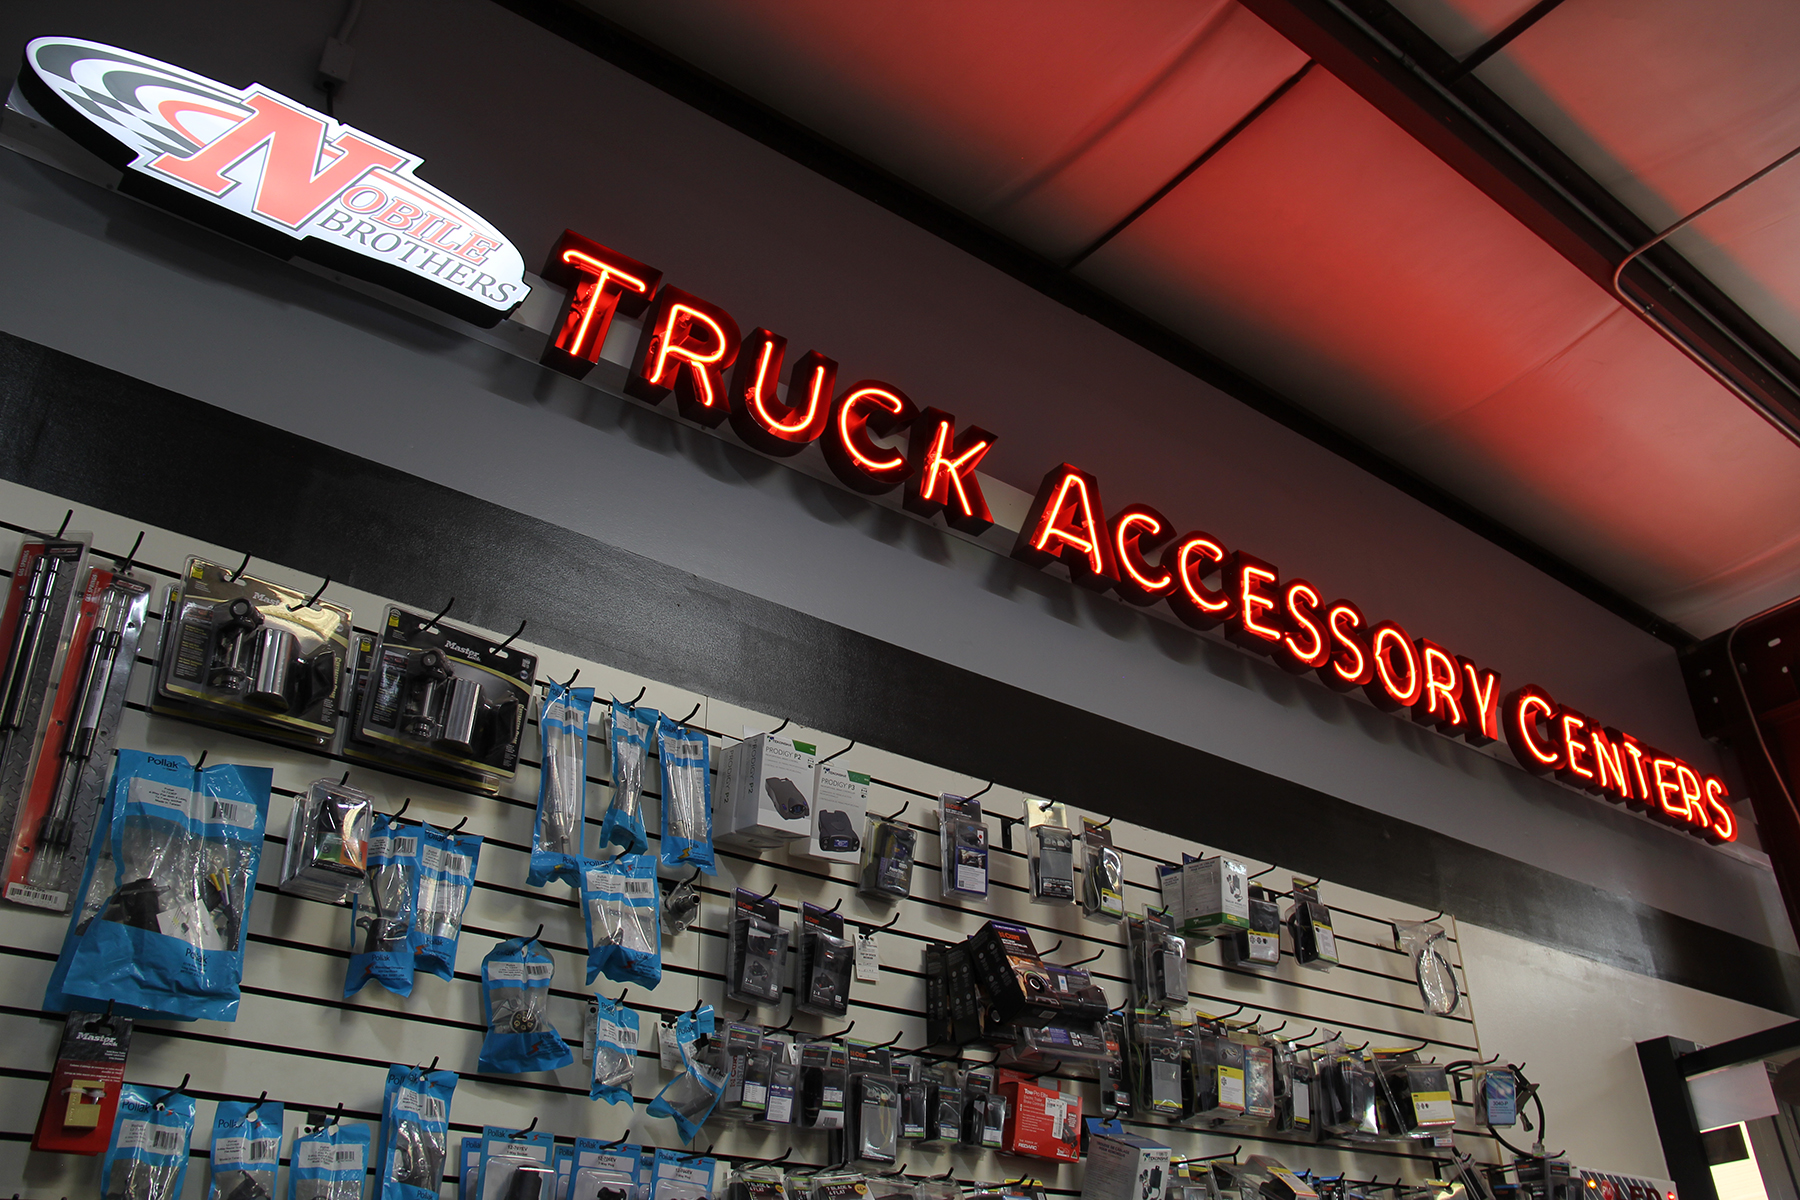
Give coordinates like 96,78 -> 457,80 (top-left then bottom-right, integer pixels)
0,0 -> 1787,957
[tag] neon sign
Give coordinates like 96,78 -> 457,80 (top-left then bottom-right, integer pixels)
531,225 -> 1735,842
20,37 -> 529,326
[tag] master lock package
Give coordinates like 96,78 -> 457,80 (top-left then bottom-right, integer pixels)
153,557 -> 351,749
347,604 -> 536,794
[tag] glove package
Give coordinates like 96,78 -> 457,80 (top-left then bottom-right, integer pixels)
413,822 -> 481,981
479,935 -> 575,1074
60,749 -> 271,1022
346,813 -> 420,999
657,715 -> 714,873
602,700 -> 657,854
289,1119 -> 371,1200
377,1064 -> 457,1200
208,1098 -> 281,1200
531,682 -> 594,886
581,853 -> 661,986
102,1082 -> 195,1200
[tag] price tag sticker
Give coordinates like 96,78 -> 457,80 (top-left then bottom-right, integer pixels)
658,1021 -> 683,1070
855,933 -> 881,982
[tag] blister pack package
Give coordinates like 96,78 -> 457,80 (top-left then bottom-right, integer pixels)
59,749 -> 271,1022
581,853 -> 662,986
3,559 -> 148,913
348,605 -> 536,795
152,556 -> 351,748
531,682 -> 593,886
280,777 -> 372,904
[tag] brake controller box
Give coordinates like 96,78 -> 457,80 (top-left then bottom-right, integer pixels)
1081,1126 -> 1171,1200
792,762 -> 868,864
716,732 -> 817,849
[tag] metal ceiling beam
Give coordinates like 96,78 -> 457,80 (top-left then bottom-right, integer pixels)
491,0 -> 1696,648
1235,0 -> 1800,444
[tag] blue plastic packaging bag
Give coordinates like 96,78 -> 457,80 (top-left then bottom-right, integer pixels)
377,1063 -> 458,1200
61,749 -> 271,1022
602,700 -> 657,854
347,813 -> 420,998
656,715 -> 714,873
413,821 -> 482,980
531,682 -> 594,886
289,1119 -> 371,1200
590,993 -> 640,1105
102,1081 -> 195,1200
478,935 -> 575,1074
580,853 -> 661,987
647,1003 -> 727,1141
208,1098 -> 282,1200
476,1124 -> 557,1197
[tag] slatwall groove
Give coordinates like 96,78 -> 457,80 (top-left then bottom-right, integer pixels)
0,488 -> 1498,1198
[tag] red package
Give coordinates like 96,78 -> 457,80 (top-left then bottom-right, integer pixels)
999,1068 -> 1082,1161
33,1009 -> 132,1154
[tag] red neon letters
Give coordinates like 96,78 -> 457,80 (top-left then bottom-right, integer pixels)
531,229 -> 1739,849
728,330 -> 835,454
628,287 -> 742,426
539,231 -> 661,380
824,382 -> 918,494
905,409 -> 996,533
1501,685 -> 1734,841
1108,506 -> 1176,606
1014,465 -> 1116,588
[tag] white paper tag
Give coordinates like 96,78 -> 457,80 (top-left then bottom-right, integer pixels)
1316,925 -> 1339,961
855,934 -> 881,982
955,864 -> 986,894
658,1022 -> 682,1070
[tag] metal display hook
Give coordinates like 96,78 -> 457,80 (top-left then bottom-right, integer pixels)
421,597 -> 455,628
115,530 -> 146,573
224,551 -> 251,582
820,739 -> 856,763
498,619 -> 527,648
288,575 -> 331,611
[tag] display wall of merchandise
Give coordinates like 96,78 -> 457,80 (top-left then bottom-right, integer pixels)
0,483 -> 1502,1197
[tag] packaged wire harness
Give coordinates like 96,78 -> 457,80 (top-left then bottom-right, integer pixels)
55,749 -> 271,1022
479,934 -> 575,1074
346,813 -> 420,999
101,1081 -> 195,1200
377,1064 -> 457,1200
531,681 -> 593,886
414,821 -> 482,980
602,699 -> 657,854
657,714 -> 714,873
582,852 -> 661,986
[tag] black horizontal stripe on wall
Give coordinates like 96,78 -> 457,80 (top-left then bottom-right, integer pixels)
0,328 -> 1794,1016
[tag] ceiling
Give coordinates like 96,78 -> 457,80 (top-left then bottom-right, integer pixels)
573,0 -> 1800,639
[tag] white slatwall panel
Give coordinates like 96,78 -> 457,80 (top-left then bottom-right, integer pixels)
0,482 -> 1494,1199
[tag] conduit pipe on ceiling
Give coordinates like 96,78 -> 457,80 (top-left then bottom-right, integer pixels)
1610,143 -> 1800,452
